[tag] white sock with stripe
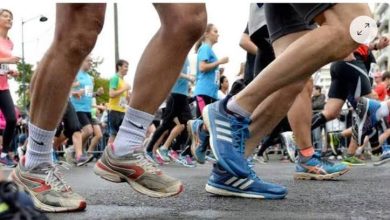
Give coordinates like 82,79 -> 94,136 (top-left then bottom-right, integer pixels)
113,107 -> 154,156
25,123 -> 55,169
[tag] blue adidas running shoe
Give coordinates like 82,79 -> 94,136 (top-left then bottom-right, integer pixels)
353,97 -> 381,145
202,96 -> 251,178
205,163 -> 287,199
294,152 -> 350,180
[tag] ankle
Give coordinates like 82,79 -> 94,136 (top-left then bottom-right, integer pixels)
226,96 -> 251,118
298,147 -> 315,162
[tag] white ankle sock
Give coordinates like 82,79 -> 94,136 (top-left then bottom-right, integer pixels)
227,96 -> 251,118
25,123 -> 55,169
113,107 -> 154,156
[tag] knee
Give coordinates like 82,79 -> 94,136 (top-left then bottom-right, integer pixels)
317,6 -> 372,61
159,5 -> 207,44
326,26 -> 358,61
54,22 -> 103,62
73,131 -> 82,139
67,31 -> 100,61
323,109 -> 340,121
84,127 -> 93,137
95,130 -> 103,139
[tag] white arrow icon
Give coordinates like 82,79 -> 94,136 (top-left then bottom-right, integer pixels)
350,16 -> 378,45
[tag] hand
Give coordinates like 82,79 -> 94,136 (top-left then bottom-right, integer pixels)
74,89 -> 84,99
7,56 -> 21,64
7,70 -> 19,77
218,57 -> 229,65
376,36 -> 389,50
188,75 -> 195,83
73,92 -> 81,99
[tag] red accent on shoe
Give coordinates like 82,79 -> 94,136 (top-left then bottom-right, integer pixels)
96,160 -> 145,180
78,201 -> 87,211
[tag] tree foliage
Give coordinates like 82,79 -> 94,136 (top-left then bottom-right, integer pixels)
14,56 -> 110,109
14,62 -> 34,109
88,56 -> 110,104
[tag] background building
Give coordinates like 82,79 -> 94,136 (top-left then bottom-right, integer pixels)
373,3 -> 389,72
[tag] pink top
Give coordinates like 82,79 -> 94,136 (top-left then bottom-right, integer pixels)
0,37 -> 14,90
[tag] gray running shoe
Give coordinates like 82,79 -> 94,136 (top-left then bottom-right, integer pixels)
9,157 -> 86,212
94,144 -> 183,198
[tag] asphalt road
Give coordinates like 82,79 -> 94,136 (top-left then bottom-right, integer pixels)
4,158 -> 390,220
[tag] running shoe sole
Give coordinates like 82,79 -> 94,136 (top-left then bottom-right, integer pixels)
341,161 -> 366,166
178,161 -> 196,168
205,183 -> 286,199
76,156 -> 94,167
93,160 -> 183,198
10,170 -> 86,212
373,157 -> 390,166
293,167 -> 351,180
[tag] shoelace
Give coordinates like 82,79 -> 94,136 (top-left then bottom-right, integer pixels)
230,116 -> 251,155
248,166 -> 262,182
247,157 -> 255,168
312,153 -> 334,166
135,153 -> 161,174
43,162 -> 71,192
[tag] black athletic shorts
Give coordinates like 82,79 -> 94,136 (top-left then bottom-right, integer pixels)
328,60 -> 372,107
76,112 -> 93,128
265,3 -> 334,42
55,101 -> 81,138
108,110 -> 125,136
163,93 -> 193,124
